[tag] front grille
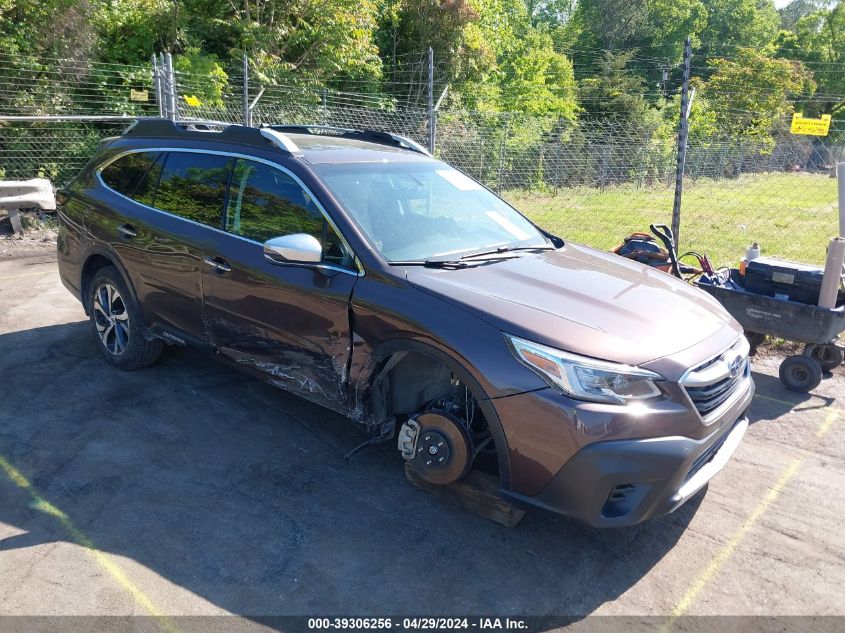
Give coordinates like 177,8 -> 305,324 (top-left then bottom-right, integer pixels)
682,337 -> 750,420
685,359 -> 748,415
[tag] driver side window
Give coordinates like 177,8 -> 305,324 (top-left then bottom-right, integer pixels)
225,159 -> 352,268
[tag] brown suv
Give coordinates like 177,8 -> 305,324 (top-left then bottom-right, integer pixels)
57,119 -> 754,527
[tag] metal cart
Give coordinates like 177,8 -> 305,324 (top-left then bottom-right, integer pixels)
697,270 -> 845,392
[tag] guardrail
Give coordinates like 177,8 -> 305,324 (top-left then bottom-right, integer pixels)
0,179 -> 55,234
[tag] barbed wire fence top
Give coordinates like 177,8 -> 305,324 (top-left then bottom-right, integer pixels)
0,51 -> 842,267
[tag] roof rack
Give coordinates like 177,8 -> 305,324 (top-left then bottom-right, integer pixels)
266,124 -> 432,157
121,118 -> 431,159
122,118 -> 302,157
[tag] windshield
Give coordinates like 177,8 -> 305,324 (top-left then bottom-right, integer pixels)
314,161 -> 548,262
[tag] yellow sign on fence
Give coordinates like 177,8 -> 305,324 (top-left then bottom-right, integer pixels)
129,89 -> 148,102
184,95 -> 201,107
791,113 -> 832,136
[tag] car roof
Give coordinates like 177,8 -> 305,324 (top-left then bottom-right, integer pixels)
285,133 -> 426,164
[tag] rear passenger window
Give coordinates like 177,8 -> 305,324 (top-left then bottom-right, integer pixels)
100,152 -> 159,197
154,152 -> 233,227
132,154 -> 163,207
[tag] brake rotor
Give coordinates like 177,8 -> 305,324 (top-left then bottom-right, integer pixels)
408,411 -> 473,485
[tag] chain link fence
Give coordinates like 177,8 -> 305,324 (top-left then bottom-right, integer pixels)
1,54 -> 842,266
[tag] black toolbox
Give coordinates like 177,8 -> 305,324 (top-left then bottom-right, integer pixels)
744,256 -> 843,306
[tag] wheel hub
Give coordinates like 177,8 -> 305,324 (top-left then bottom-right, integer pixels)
418,430 -> 451,467
406,412 -> 472,485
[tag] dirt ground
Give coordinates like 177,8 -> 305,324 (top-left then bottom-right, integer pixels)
0,251 -> 843,630
0,213 -> 59,259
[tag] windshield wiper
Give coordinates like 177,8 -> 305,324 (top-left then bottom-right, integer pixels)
391,259 -> 469,268
425,243 -> 555,264
392,244 -> 555,269
392,257 -> 506,269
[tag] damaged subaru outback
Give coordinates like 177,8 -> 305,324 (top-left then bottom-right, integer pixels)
57,119 -> 753,527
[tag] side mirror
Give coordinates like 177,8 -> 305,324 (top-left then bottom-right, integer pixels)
263,233 -> 322,264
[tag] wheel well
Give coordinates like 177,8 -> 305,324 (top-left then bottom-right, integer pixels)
375,351 -> 501,477
80,254 -> 115,314
387,352 -> 452,416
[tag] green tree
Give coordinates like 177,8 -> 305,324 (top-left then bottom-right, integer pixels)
776,1 -> 844,117
93,0 -> 176,63
498,30 -> 577,115
778,0 -> 830,30
0,0 -> 94,57
698,0 -> 781,58
701,47 -> 814,142
577,51 -> 651,121
565,0 -> 705,81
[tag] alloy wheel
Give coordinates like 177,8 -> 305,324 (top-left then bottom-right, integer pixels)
93,283 -> 130,355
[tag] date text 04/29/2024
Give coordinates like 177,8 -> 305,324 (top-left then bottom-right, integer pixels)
307,618 -> 529,630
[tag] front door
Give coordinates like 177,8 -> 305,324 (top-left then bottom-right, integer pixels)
200,157 -> 358,409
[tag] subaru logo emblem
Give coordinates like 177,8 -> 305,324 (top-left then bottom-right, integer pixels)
728,354 -> 744,378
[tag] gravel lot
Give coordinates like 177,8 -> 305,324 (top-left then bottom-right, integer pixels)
0,252 -> 843,629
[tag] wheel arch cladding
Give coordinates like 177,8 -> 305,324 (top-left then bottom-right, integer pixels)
80,251 -> 137,317
360,339 -> 512,490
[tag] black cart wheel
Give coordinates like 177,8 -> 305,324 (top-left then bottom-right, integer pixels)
779,355 -> 823,393
810,345 -> 843,372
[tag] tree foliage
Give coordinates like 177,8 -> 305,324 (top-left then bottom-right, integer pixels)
701,47 -> 815,141
0,0 -> 839,139
776,1 -> 845,116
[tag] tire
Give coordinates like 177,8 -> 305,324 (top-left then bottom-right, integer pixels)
779,355 -> 823,393
810,345 -> 843,372
88,265 -> 163,370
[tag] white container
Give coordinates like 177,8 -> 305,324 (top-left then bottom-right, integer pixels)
746,242 -> 761,261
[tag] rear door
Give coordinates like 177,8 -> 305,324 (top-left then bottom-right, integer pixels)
97,150 -> 233,342
200,157 -> 358,409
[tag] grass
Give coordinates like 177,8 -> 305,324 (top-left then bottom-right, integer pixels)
506,172 -> 840,267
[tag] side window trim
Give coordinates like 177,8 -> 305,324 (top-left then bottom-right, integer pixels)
138,152 -> 165,204
96,147 -> 362,276
123,151 -> 161,200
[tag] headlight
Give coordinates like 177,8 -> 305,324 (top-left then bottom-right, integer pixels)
505,334 -> 664,405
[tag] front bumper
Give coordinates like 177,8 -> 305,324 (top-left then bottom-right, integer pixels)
502,412 -> 749,527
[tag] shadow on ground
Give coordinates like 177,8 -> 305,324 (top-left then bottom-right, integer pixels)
0,322 -> 703,619
748,369 -> 839,425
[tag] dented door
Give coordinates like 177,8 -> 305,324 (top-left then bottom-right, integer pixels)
200,158 -> 358,408
201,245 -> 356,407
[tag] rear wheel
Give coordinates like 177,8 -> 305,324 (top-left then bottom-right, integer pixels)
810,345 -> 843,372
88,266 -> 163,370
779,355 -> 822,393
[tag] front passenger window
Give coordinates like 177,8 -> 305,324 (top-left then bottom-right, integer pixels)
226,159 -> 352,267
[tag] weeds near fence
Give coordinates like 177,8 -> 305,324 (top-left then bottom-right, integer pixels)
0,52 -> 842,265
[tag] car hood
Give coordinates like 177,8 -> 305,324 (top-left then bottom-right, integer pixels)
403,243 -> 739,368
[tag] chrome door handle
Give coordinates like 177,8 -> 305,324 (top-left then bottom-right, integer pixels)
203,256 -> 231,273
116,223 -> 137,238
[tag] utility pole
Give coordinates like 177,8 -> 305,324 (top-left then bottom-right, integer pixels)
838,162 -> 845,237
164,52 -> 177,121
152,54 -> 163,118
242,54 -> 250,127
427,46 -> 436,154
671,36 -> 692,245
